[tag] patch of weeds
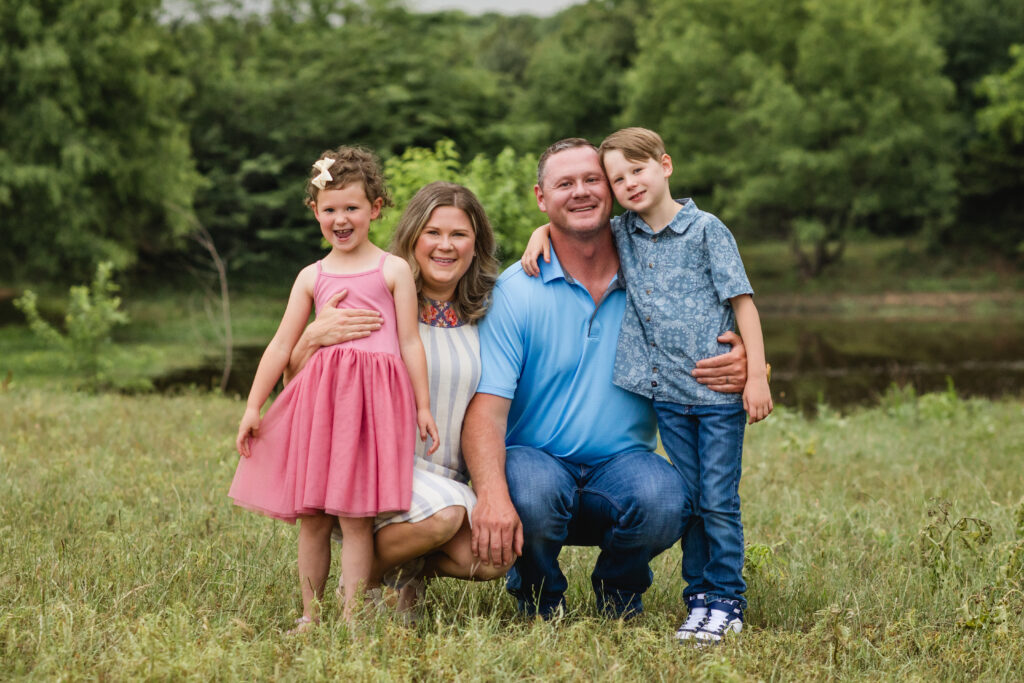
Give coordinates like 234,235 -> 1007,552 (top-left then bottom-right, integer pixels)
1015,498 -> 1024,539
782,430 -> 818,458
918,498 -> 992,581
880,378 -> 968,422
879,382 -> 918,417
920,499 -> 1024,635
745,543 -> 786,586
956,586 -> 1022,635
808,603 -> 857,669
998,540 -> 1024,583
916,378 -> 969,422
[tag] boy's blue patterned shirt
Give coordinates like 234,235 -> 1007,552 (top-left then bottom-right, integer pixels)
611,199 -> 753,404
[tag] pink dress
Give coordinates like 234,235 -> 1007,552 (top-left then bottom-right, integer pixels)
228,254 -> 416,521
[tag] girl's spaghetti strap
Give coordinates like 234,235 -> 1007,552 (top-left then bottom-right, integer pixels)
376,252 -> 388,271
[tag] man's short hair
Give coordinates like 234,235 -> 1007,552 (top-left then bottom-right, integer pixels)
598,127 -> 667,166
536,138 -> 598,186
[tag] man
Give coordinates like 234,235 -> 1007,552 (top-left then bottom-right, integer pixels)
462,138 -> 747,618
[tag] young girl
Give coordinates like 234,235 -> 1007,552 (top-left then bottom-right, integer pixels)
229,146 -> 439,631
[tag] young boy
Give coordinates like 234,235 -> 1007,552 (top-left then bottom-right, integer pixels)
521,127 -> 772,644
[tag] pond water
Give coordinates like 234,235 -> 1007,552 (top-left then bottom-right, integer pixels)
153,316 -> 1023,412
760,317 -> 1023,411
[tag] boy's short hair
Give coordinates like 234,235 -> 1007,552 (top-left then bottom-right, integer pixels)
599,127 -> 667,165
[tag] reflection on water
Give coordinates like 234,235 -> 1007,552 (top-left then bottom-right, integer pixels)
152,345 -> 266,396
152,318 -> 1024,411
762,318 -> 1023,411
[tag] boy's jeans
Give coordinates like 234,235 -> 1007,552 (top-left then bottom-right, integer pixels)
654,401 -> 747,609
504,445 -> 688,618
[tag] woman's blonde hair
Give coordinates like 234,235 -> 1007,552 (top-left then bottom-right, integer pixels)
388,182 -> 499,324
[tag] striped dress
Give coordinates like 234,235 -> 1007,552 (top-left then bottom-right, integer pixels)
371,317 -> 480,530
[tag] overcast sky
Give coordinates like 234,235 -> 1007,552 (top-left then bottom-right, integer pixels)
412,0 -> 582,15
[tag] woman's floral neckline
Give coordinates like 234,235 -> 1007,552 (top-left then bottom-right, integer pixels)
420,298 -> 464,327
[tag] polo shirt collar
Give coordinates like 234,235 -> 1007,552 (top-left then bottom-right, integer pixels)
539,243 -> 625,293
627,198 -> 699,235
539,244 -> 570,284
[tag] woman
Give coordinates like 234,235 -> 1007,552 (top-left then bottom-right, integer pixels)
286,181 -> 511,617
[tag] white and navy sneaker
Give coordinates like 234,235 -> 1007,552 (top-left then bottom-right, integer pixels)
674,593 -> 708,642
694,600 -> 743,644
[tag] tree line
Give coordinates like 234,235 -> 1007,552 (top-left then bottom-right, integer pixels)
2,0 -> 1022,285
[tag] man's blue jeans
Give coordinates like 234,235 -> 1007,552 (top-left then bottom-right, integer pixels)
504,445 -> 687,618
654,401 -> 747,609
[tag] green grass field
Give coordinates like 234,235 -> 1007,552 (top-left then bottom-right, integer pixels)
2,385 -> 1022,680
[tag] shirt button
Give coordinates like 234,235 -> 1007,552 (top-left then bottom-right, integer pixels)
648,263 -> 654,268
652,367 -> 659,373
651,381 -> 658,387
645,289 -> 651,295
645,316 -> 651,322
650,342 -> 656,347
652,237 -> 658,243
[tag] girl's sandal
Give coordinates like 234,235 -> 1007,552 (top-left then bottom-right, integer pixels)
285,615 -> 318,636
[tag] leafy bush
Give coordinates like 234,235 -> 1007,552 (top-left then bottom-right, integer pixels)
376,140 -> 543,263
14,261 -> 129,389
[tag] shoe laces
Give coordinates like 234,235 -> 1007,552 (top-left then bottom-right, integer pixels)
678,607 -> 708,633
702,608 -> 734,635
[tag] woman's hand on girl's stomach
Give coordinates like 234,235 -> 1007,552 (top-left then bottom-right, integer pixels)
309,290 -> 383,347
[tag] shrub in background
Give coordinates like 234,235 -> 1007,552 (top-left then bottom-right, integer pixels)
14,262 -> 129,390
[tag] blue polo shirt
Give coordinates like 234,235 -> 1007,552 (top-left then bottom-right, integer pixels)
477,247 -> 658,465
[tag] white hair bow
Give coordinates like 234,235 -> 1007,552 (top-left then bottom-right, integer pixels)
311,158 -> 334,190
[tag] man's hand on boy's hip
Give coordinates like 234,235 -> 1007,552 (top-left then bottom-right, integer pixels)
692,331 -> 748,393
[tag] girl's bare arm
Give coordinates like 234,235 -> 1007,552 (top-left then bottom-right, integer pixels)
386,255 -> 439,454
236,266 -> 316,455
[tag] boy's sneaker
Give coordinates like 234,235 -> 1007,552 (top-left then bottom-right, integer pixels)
674,593 -> 708,642
694,600 -> 743,644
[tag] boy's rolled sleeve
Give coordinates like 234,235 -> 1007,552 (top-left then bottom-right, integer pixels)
705,218 -> 754,303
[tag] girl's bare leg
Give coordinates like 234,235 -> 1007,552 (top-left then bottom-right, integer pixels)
297,513 -> 338,622
337,516 -> 375,622
371,506 -> 464,581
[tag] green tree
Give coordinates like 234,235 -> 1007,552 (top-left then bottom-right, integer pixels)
0,0 -> 200,282
475,14 -> 544,88
508,0 -> 651,150
926,0 -> 1024,113
621,0 -> 958,277
923,0 -> 1024,255
968,44 -> 1024,255
173,0 -> 512,280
